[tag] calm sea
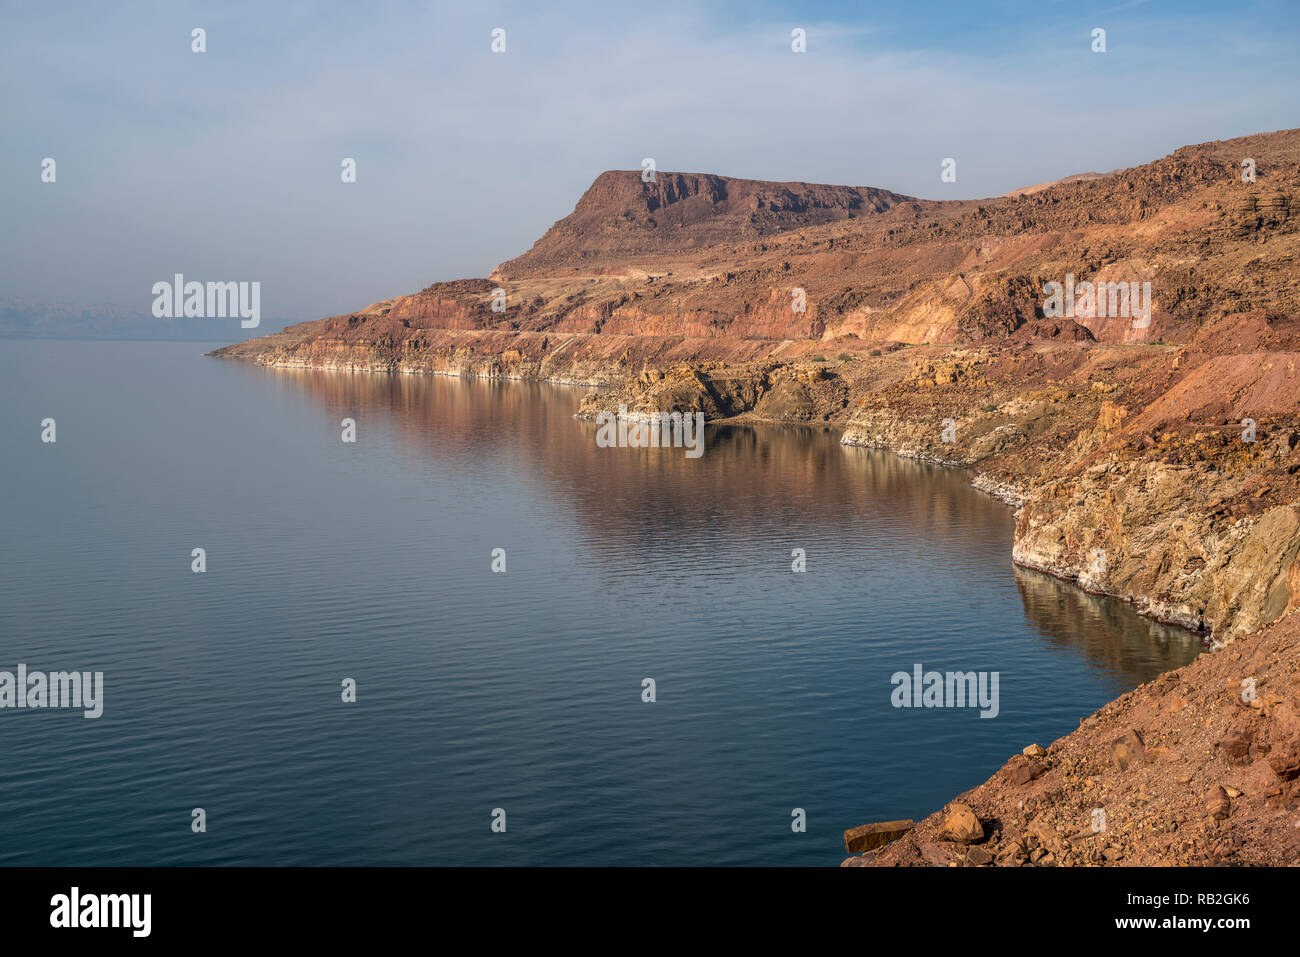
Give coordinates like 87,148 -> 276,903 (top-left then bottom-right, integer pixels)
0,340 -> 1200,865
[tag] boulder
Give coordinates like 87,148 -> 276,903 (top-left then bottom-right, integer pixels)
842,819 -> 915,854
1109,729 -> 1146,771
939,803 -> 984,844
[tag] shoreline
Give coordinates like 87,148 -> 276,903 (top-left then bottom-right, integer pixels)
209,348 -> 1215,644
211,351 -> 1222,854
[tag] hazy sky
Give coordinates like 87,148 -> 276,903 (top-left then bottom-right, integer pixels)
3,0 -> 1297,325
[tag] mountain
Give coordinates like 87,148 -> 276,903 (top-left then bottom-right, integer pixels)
495,170 -> 918,276
214,128 -> 1300,370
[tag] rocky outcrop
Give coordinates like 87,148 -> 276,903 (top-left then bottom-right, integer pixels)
842,819 -> 914,855
1012,464 -> 1300,638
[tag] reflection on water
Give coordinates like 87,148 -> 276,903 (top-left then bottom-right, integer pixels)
1013,565 -> 1201,683
0,342 -> 1201,866
238,365 -> 1034,566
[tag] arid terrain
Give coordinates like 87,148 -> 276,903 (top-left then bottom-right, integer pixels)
213,128 -> 1300,865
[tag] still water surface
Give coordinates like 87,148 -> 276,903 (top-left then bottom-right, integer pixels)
0,341 -> 1200,864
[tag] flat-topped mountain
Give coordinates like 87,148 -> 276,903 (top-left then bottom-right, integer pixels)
496,170 -> 917,276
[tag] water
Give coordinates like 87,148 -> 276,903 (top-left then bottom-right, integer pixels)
0,340 -> 1201,865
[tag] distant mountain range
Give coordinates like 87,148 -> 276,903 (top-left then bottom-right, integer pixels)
0,301 -> 292,340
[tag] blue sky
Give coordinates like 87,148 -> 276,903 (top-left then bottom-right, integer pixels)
3,0 -> 1297,325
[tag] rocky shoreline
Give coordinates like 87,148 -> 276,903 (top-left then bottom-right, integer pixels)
847,606 -> 1300,867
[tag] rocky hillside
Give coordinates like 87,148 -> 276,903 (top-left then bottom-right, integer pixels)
214,129 -> 1300,368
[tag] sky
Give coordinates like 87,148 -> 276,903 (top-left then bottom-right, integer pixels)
2,0 -> 1297,327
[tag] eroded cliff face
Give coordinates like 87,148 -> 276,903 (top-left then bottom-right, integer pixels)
1012,462 -> 1300,638
998,321 -> 1300,641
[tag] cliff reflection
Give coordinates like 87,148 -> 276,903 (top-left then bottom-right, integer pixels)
235,364 -> 1011,550
238,364 -> 1201,680
1013,564 -> 1202,682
